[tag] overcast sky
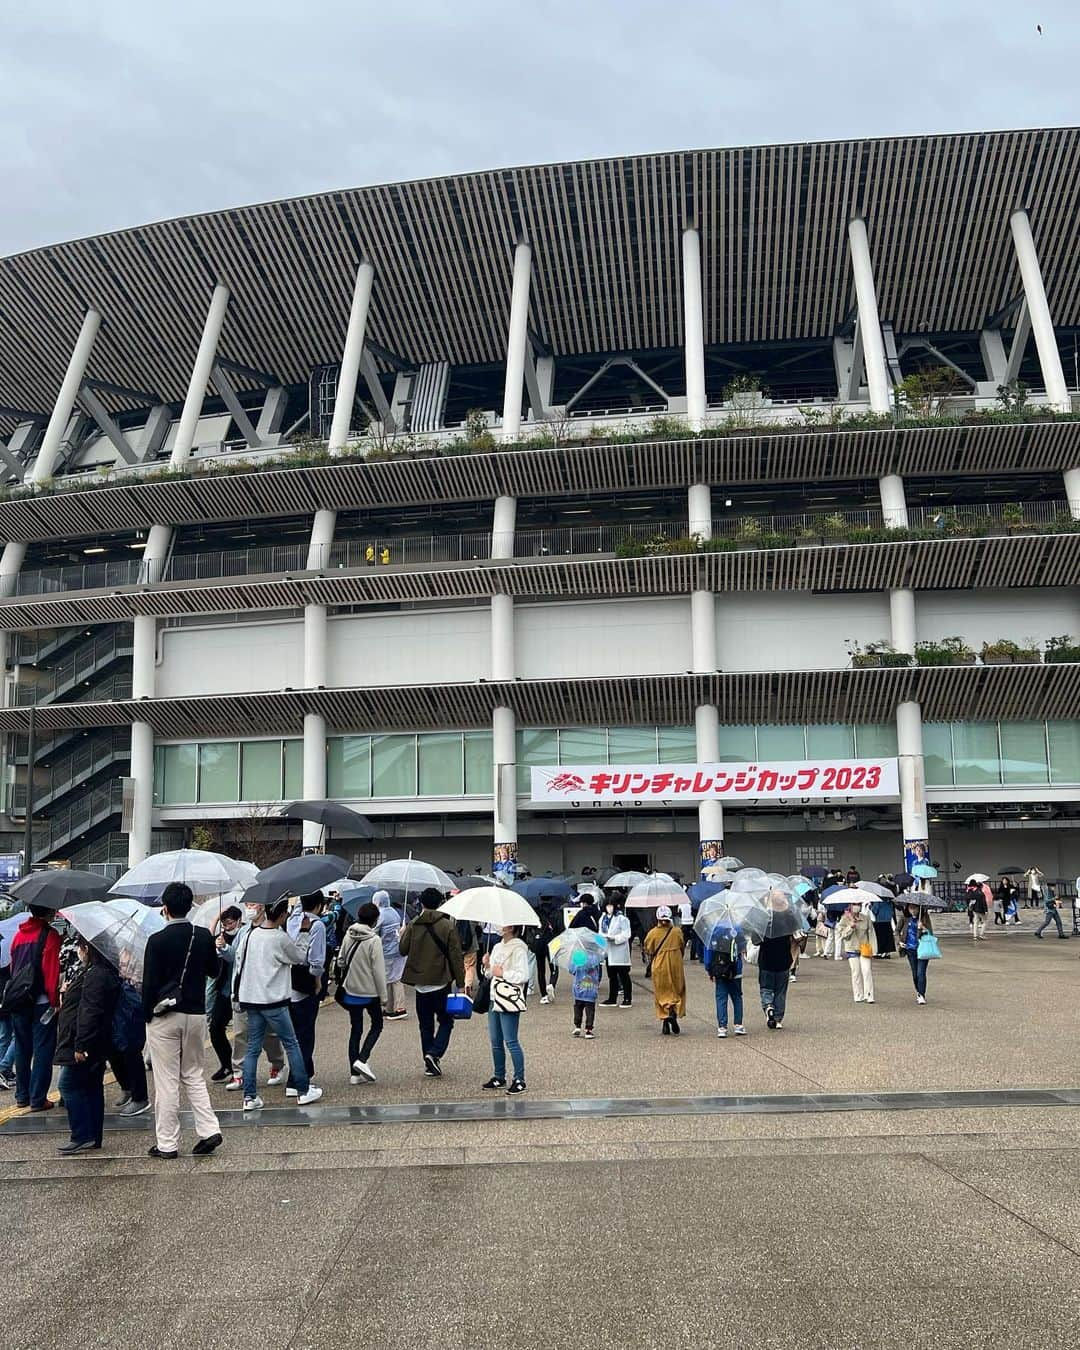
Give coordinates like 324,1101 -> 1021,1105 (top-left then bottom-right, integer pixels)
0,0 -> 1076,255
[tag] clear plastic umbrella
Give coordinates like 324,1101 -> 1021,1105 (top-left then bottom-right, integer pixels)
111,849 -> 257,902
440,887 -> 541,928
361,857 -> 457,895
191,887 -> 248,928
701,865 -> 739,884
602,870 -> 673,890
821,886 -> 879,911
694,891 -> 769,942
759,886 -> 804,939
58,898 -> 166,985
548,926 -> 608,972
625,878 -> 688,909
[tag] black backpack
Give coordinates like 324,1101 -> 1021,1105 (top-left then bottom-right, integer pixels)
1,929 -> 47,1013
711,935 -> 740,982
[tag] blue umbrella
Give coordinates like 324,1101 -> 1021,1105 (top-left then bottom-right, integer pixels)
912,862 -> 938,879
340,885 -> 377,919
688,880 -> 726,909
513,878 -> 573,903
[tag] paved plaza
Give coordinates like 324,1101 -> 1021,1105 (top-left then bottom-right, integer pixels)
0,927 -> 1079,1347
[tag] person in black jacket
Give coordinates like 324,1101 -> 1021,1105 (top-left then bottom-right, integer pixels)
756,933 -> 793,1031
569,895 -> 600,932
53,938 -> 119,1154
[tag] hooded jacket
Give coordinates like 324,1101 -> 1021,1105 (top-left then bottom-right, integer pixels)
53,959 -> 120,1066
398,908 -> 465,988
336,923 -> 388,1003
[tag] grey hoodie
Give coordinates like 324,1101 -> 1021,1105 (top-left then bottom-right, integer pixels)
233,923 -> 312,1009
336,923 -> 388,1004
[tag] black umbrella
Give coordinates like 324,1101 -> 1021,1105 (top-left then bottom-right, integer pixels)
892,872 -> 915,888
243,853 -> 352,907
997,866 -> 1024,876
801,865 -> 828,880
10,869 -> 113,910
279,801 -> 375,838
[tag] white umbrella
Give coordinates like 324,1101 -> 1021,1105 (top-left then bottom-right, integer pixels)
821,886 -> 879,909
966,872 -> 990,884
191,887 -> 248,928
59,898 -> 166,985
603,870 -> 673,889
361,857 -> 457,895
440,887 -> 541,928
110,849 -> 257,902
625,877 -> 688,909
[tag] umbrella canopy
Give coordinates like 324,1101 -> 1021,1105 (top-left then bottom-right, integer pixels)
339,885 -> 378,919
0,913 -> 24,966
911,862 -> 938,879
821,885 -> 880,911
709,855 -> 744,872
548,926 -> 607,972
513,877 -> 573,903
360,858 -> 456,895
625,877 -> 688,909
244,853 -> 352,908
442,887 -> 541,928
701,865 -> 739,883
892,872 -> 915,888
693,891 -> 769,942
602,871 -> 652,890
853,881 -> 895,899
688,880 -> 726,906
895,890 -> 947,912
10,869 -> 112,910
449,874 -> 497,892
111,849 -> 257,902
190,888 -> 247,928
279,800 -> 376,838
965,872 -> 990,884
759,886 -> 804,939
801,865 -> 828,880
997,866 -> 1024,876
58,898 -> 166,984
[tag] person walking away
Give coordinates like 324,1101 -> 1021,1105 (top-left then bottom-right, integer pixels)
141,883 -> 224,1158
398,887 -> 465,1077
871,896 -> 896,959
286,893 -> 327,1095
900,905 -> 932,1004
109,953 -> 150,1117
569,893 -> 601,932
837,904 -> 876,1004
207,906 -> 242,1083
222,901 -> 287,1092
481,924 -> 529,1094
757,930 -> 793,1031
706,927 -> 745,1038
1034,884 -> 1067,939
571,943 -> 602,1039
4,905 -> 62,1110
965,883 -> 988,942
1025,865 -> 1045,910
532,895 -> 562,1003
335,902 -> 387,1083
643,906 -> 686,1035
53,938 -> 119,1154
845,865 -> 861,887
373,890 -> 408,1017
599,900 -> 632,1007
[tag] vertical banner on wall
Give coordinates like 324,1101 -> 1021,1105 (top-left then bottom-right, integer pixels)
493,842 -> 518,884
699,840 -> 724,871
904,838 -> 931,875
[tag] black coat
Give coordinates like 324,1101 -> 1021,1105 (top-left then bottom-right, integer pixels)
54,961 -> 120,1067
569,903 -> 600,933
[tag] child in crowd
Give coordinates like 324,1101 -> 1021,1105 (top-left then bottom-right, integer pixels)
571,949 -> 601,1040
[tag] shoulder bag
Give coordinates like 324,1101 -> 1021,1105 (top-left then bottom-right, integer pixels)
916,932 -> 941,961
491,977 -> 527,1014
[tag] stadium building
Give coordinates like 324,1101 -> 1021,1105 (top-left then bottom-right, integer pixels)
0,127 -> 1078,884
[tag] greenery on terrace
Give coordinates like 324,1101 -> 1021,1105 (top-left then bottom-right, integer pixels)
2,371 -> 1078,504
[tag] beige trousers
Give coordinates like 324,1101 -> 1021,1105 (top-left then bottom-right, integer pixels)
145,1011 -> 220,1153
385,981 -> 407,1014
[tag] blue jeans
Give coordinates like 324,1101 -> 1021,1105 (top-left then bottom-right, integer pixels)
757,969 -> 789,1022
0,1014 -> 15,1074
713,977 -> 743,1028
487,1009 -> 525,1081
241,1005 -> 308,1099
12,1006 -> 57,1107
1036,908 -> 1064,937
58,1062 -> 105,1146
905,951 -> 929,997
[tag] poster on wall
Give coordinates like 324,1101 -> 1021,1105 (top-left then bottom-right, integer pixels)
493,841 -> 518,884
531,759 -> 899,804
699,840 -> 724,871
904,838 -> 932,879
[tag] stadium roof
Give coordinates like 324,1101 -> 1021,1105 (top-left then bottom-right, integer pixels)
1,128 -> 1079,420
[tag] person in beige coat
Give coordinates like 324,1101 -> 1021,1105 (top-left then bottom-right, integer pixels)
837,904 -> 877,1004
335,903 -> 388,1084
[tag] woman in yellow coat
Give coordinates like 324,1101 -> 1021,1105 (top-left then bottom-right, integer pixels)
643,905 -> 687,1035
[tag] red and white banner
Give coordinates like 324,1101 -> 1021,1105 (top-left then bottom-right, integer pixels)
530,759 -> 899,803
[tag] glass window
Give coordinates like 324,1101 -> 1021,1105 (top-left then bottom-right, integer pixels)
371,735 -> 417,797
283,740 -> 303,799
756,725 -> 807,760
1048,721 -> 1080,785
198,742 -> 239,803
327,737 -> 371,798
805,725 -> 855,759
657,727 -> 696,763
241,741 -> 282,801
923,724 -> 953,785
464,731 -> 493,794
162,744 -> 197,803
418,732 -> 463,795
951,723 -> 1000,786
559,728 -> 607,763
854,724 -> 899,758
999,722 -> 1049,785
717,726 -> 756,762
516,729 -> 559,793
608,727 -> 658,764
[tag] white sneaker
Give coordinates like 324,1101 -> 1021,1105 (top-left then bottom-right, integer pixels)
285,1087 -> 298,1098
297,1086 -> 323,1106
916,994 -> 926,1005
540,996 -> 550,1005
572,1028 -> 581,1037
733,1025 -> 746,1036
349,1074 -> 364,1085
351,1060 -> 376,1082
225,1076 -> 243,1091
266,1068 -> 286,1088
243,1096 -> 264,1111
853,996 -> 864,1003
717,1027 -> 727,1038
865,997 -> 875,1004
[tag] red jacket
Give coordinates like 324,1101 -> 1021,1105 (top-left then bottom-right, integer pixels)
9,917 -> 61,1007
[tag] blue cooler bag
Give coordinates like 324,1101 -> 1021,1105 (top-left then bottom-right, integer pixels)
446,993 -> 474,1020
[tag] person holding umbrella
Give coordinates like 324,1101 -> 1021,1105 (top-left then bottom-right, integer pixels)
643,906 -> 686,1035
4,904 -> 62,1111
481,924 -> 530,1094
964,881 -> 989,942
599,898 -> 632,1008
52,937 -> 119,1154
837,903 -> 877,1004
899,903 -> 933,1004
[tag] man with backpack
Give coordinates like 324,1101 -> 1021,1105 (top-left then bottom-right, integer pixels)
705,926 -> 746,1038
398,887 -> 464,1077
4,904 -> 62,1110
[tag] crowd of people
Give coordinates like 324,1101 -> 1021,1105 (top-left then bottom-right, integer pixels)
0,858 -> 1073,1158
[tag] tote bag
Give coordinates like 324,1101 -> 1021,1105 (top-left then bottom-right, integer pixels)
916,933 -> 941,961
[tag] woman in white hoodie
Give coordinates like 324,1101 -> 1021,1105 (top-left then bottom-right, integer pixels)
335,902 -> 389,1084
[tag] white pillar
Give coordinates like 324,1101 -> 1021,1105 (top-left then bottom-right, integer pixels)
127,612 -> 158,866
491,495 -> 516,560
695,704 -> 724,857
1009,209 -> 1070,412
302,601 -> 329,848
688,482 -> 712,540
491,594 -> 515,683
501,241 -> 532,442
879,473 -> 909,530
896,700 -> 929,857
492,704 -> 518,880
682,227 -> 707,431
889,589 -> 917,656
171,284 -> 229,470
691,591 -> 717,673
690,475 -> 723,855
1065,467 -> 1080,522
328,260 -> 375,454
31,308 -> 102,485
0,542 -> 27,600
847,218 -> 891,415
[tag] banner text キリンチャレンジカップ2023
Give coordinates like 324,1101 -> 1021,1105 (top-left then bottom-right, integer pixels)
530,759 -> 899,804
